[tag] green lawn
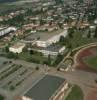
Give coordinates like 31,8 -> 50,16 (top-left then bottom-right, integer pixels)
0,95 -> 4,100
65,85 -> 84,100
67,30 -> 97,49
18,52 -> 48,64
84,56 -> 97,70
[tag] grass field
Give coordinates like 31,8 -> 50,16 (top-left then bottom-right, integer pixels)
18,52 -> 49,64
84,56 -> 97,70
68,30 -> 97,49
0,1 -> 36,14
0,95 -> 4,100
65,85 -> 84,100
19,52 -> 45,61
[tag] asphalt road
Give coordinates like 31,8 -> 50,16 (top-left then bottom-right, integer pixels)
0,57 -> 97,100
48,69 -> 97,100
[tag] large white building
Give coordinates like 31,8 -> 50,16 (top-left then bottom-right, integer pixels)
24,29 -> 68,56
0,27 -> 17,37
24,29 -> 68,48
9,43 -> 25,53
36,30 -> 68,47
31,44 -> 66,56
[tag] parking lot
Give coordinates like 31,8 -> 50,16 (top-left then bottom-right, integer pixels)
0,57 -> 45,100
0,64 -> 35,91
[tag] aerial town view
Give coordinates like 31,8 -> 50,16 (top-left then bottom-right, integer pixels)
0,0 -> 97,100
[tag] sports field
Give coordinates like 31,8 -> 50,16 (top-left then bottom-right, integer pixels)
65,85 -> 83,100
83,56 -> 97,70
76,46 -> 97,73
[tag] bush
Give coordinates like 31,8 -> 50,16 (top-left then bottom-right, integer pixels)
10,85 -> 15,91
3,61 -> 8,65
53,54 -> 64,66
6,52 -> 18,59
35,66 -> 39,70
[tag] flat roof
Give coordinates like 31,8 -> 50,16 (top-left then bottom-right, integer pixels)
33,44 -> 65,52
24,75 -> 65,100
11,43 -> 25,49
24,29 -> 66,41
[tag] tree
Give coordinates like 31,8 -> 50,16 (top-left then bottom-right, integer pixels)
57,67 -> 60,71
48,55 -> 52,65
58,22 -> 63,29
53,54 -> 63,66
87,30 -> 91,38
40,19 -> 45,25
55,0 -> 64,8
59,36 -> 65,43
30,50 -> 34,55
35,66 -> 39,70
22,47 -> 28,52
26,9 -> 33,16
68,28 -> 74,38
3,61 -> 8,65
55,0 -> 63,5
6,52 -> 18,59
12,35 -> 16,41
94,27 -> 97,38
59,36 -> 66,45
5,45 -> 9,53
78,0 -> 84,3
37,36 -> 40,40
67,43 -> 72,51
4,14 -> 25,26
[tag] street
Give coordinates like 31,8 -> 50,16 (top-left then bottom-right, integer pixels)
0,56 -> 97,100
48,69 -> 97,100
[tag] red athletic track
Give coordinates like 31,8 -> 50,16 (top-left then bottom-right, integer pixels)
76,46 -> 97,73
86,91 -> 97,100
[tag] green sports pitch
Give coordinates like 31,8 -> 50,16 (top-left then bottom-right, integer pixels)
83,56 -> 97,70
